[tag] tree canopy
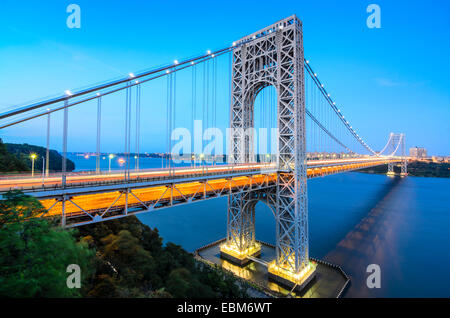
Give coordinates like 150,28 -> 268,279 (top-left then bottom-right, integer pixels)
0,191 -> 94,297
0,191 -> 248,298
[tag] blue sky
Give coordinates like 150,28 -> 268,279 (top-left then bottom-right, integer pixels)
0,0 -> 449,155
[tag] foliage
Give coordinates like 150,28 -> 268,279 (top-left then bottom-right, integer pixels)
0,191 -> 94,297
0,140 -> 29,173
3,142 -> 75,172
77,216 -> 249,298
0,190 -> 248,298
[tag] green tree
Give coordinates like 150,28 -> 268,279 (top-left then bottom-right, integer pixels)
75,216 -> 249,298
100,230 -> 159,290
0,191 -> 94,297
0,140 -> 28,173
4,142 -> 75,172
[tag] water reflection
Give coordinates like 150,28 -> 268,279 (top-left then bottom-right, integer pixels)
133,171 -> 450,297
324,177 -> 410,297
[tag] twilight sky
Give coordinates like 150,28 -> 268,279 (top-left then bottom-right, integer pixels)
0,0 -> 449,155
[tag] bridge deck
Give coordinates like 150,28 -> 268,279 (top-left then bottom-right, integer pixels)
0,157 -> 397,227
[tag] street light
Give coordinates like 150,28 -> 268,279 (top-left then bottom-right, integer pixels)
108,154 -> 114,173
30,153 -> 37,177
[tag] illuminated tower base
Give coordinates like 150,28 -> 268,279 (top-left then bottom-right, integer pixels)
268,259 -> 317,292
387,162 -> 395,176
220,241 -> 261,266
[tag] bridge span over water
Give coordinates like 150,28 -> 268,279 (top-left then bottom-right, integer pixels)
0,15 -> 408,292
0,157 -> 398,227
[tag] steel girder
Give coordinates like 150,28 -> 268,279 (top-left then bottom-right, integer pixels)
227,15 -> 309,273
42,173 -> 276,228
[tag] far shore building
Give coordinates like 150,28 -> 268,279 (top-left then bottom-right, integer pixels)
410,147 -> 427,159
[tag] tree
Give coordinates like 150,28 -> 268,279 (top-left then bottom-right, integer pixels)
4,142 -> 75,172
0,140 -> 28,173
166,268 -> 191,297
75,216 -> 249,298
0,191 -> 94,297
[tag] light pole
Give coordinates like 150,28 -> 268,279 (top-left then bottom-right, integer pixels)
108,154 -> 114,173
30,153 -> 37,177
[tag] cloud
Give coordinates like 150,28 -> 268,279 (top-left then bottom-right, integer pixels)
374,78 -> 405,87
374,77 -> 427,88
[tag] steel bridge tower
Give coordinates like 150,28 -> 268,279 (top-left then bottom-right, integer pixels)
221,15 -> 316,290
387,133 -> 408,177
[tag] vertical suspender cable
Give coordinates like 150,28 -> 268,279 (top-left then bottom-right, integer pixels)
128,83 -> 132,178
213,56 -> 217,165
192,64 -> 196,167
202,62 -> 206,171
45,110 -> 50,177
135,85 -> 140,171
96,96 -> 102,173
62,98 -> 69,188
168,72 -> 173,173
124,84 -> 128,178
206,59 -> 210,167
173,69 -> 177,173
228,51 -> 232,165
165,73 -> 170,169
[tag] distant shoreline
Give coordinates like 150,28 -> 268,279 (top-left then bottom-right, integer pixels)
358,160 -> 450,178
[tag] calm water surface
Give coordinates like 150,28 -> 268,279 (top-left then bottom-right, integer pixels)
70,155 -> 450,297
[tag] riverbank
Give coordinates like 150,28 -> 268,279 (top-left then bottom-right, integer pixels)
358,160 -> 450,178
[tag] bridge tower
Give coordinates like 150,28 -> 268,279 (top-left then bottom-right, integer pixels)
400,134 -> 408,177
221,15 -> 316,291
387,133 -> 407,177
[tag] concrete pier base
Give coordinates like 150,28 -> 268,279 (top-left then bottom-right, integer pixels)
195,238 -> 350,298
220,248 -> 261,266
219,243 -> 261,266
268,266 -> 316,293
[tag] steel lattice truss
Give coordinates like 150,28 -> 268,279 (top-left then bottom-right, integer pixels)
41,172 -> 277,227
228,15 -> 309,273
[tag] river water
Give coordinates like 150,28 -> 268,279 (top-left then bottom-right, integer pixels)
70,155 -> 450,297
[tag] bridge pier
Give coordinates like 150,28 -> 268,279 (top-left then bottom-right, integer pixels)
387,162 -> 395,176
400,159 -> 408,177
220,192 -> 261,266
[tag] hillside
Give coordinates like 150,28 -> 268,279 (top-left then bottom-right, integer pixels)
3,142 -> 75,173
0,140 -> 29,172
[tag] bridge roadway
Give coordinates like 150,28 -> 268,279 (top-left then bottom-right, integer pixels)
0,157 -> 398,227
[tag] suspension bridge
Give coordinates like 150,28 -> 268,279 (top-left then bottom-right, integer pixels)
0,15 -> 408,292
